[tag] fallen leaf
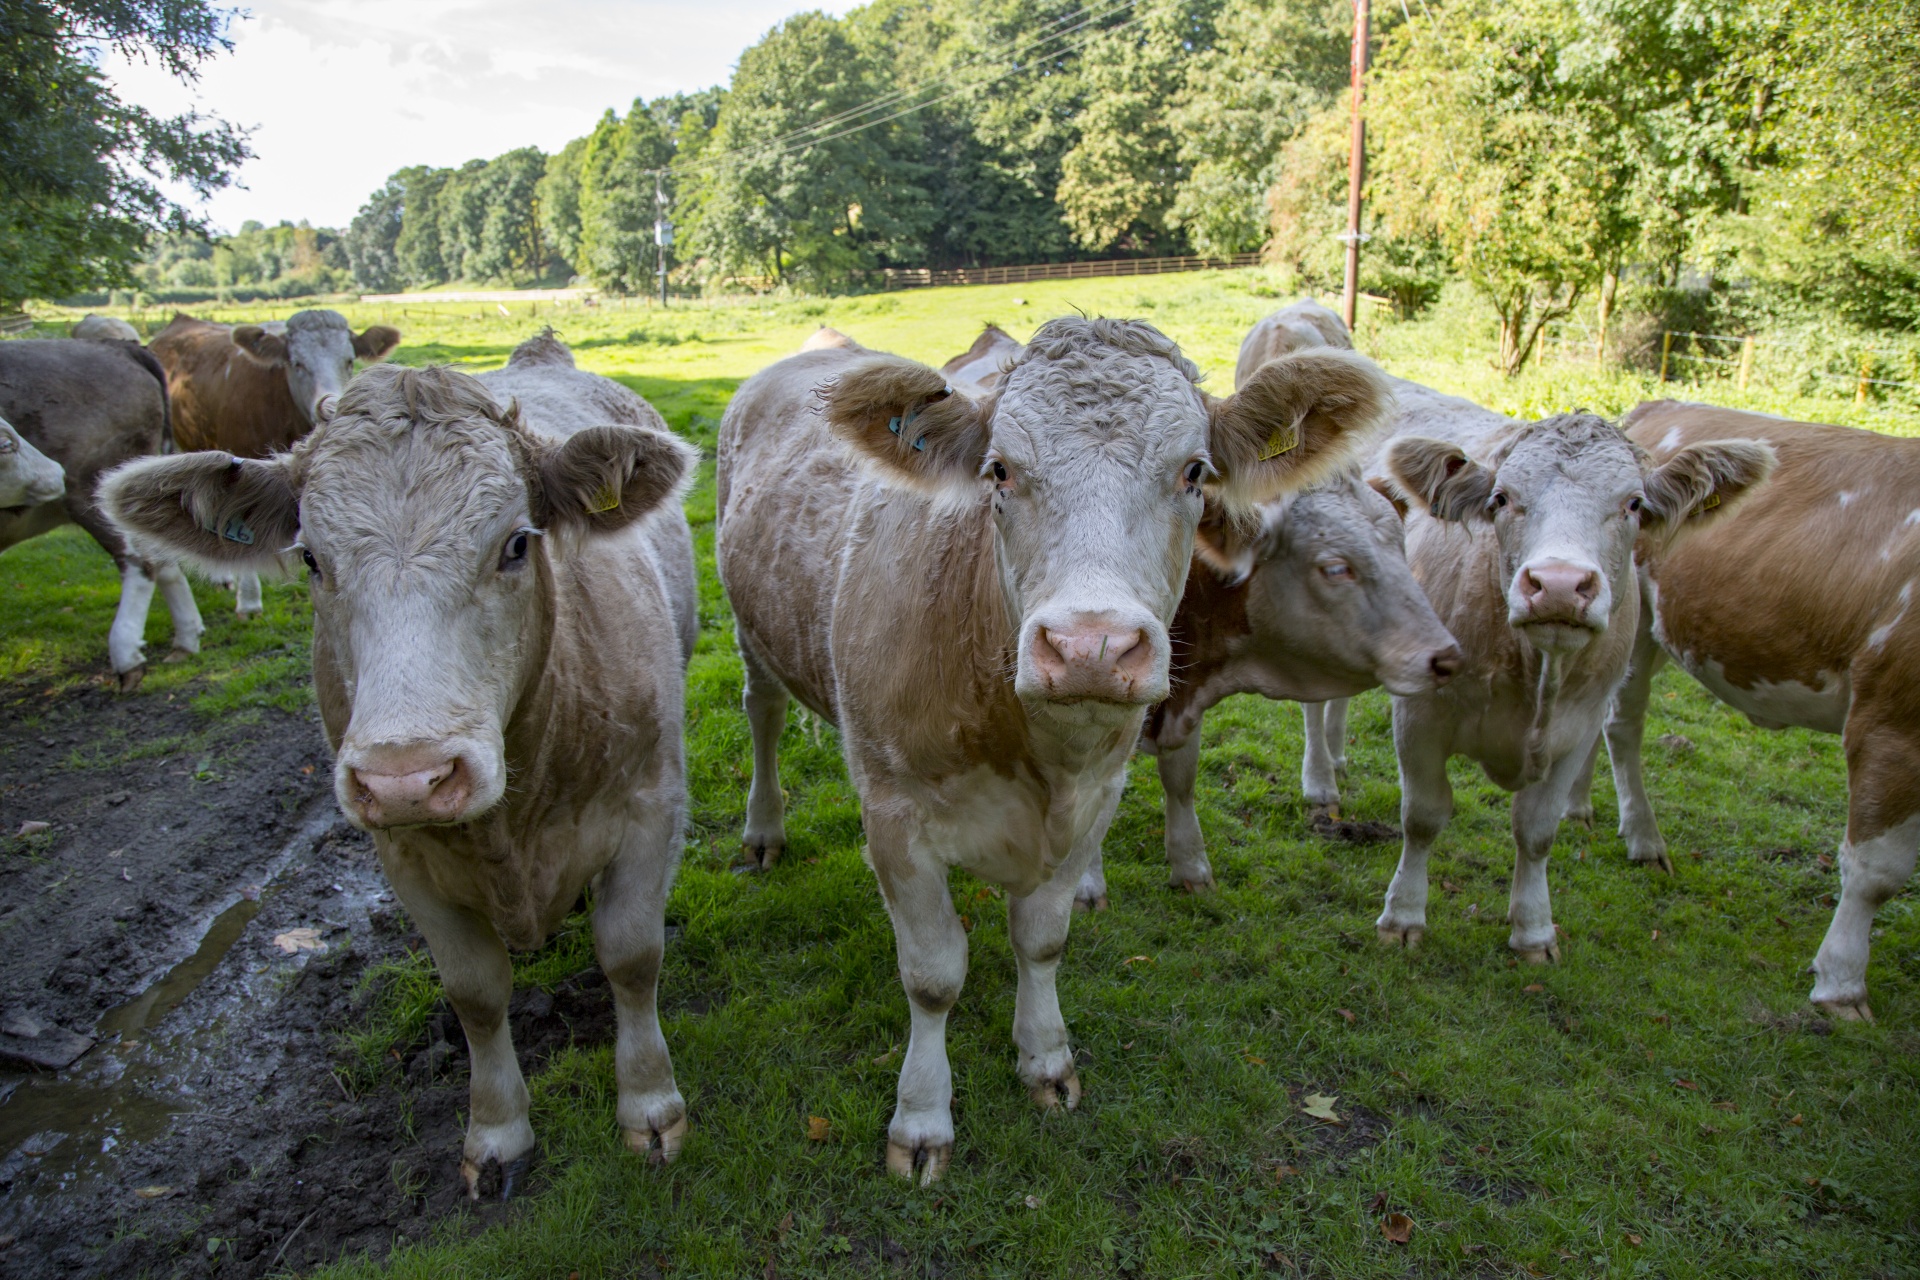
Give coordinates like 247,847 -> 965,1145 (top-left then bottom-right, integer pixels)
958,913 -> 972,932
1651,1013 -> 1670,1026
1523,983 -> 1544,994
777,1211 -> 794,1240
1816,853 -> 1834,870
806,1116 -> 830,1141
1473,1145 -> 1491,1156
1775,916 -> 1791,929
1673,1078 -> 1699,1091
1123,955 -> 1153,966
1380,1212 -> 1413,1244
1441,878 -> 1461,894
1367,1190 -> 1388,1212
134,1185 -> 172,1199
16,821 -> 49,837
1336,1008 -> 1356,1023
1788,1113 -> 1804,1126
1461,1242 -> 1487,1255
271,928 -> 324,955
1624,1231 -> 1643,1246
1271,1163 -> 1298,1182
1243,1053 -> 1267,1065
1023,1194 -> 1041,1210
1712,1101 -> 1736,1112
1651,929 -> 1661,941
1301,1093 -> 1342,1123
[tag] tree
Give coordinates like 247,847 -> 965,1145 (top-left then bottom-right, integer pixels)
343,176 -> 407,292
0,0 -> 250,306
577,107 -> 672,293
1369,0 -> 1637,374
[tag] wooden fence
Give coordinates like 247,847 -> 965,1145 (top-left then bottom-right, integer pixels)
882,252 -> 1262,290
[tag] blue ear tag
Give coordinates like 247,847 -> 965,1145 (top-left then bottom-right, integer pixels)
912,436 -> 926,452
220,516 -> 255,545
888,416 -> 902,436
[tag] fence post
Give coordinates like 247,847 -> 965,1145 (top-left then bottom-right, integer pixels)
1737,336 -> 1755,390
1659,331 -> 1673,383
1857,355 -> 1873,404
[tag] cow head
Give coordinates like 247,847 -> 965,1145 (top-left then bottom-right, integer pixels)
0,417 -> 64,510
1197,473 -> 1459,701
232,310 -> 402,427
824,317 -> 1391,713
1387,414 -> 1774,656
101,363 -> 695,831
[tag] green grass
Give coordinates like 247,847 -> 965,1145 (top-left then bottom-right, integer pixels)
7,275 -> 1919,1276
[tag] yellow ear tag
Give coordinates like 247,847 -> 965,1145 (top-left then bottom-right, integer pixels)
1256,419 -> 1300,462
1698,492 -> 1721,515
586,483 -> 622,515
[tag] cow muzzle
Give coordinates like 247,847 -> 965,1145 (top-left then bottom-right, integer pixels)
1382,641 -> 1464,697
337,741 -> 491,828
1509,557 -> 1607,653
1019,611 -> 1167,705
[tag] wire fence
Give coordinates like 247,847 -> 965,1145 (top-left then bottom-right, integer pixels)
1536,319 -> 1920,405
882,252 -> 1263,290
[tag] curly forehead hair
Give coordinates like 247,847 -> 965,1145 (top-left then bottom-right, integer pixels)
1486,411 -> 1633,468
1012,316 -> 1202,386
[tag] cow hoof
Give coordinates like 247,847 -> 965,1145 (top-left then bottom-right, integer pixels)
1029,1069 -> 1081,1112
1377,924 -> 1423,949
163,647 -> 194,664
739,838 -> 784,871
459,1153 -> 532,1202
1072,893 -> 1109,914
624,1115 -> 689,1165
1310,802 -> 1341,822
115,665 -> 147,694
885,1138 -> 951,1186
235,606 -> 263,620
1171,871 -> 1214,894
1565,805 -> 1594,829
1816,999 -> 1873,1023
1517,942 -> 1561,965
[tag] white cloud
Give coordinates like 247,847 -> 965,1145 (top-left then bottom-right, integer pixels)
101,0 -> 856,232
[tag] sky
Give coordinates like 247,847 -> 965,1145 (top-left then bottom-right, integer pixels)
102,0 -> 857,234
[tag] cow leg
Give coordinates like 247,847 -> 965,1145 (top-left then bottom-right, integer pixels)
235,570 -> 264,618
1073,844 -> 1109,913
106,561 -> 158,691
595,805 -> 688,1162
154,562 -> 205,660
1603,631 -> 1671,871
1506,744 -> 1591,963
1159,728 -> 1213,891
1378,702 -> 1451,947
738,633 -> 789,868
384,857 -> 532,1198
1010,780 -> 1112,1111
1301,699 -> 1351,816
871,813 -> 967,1186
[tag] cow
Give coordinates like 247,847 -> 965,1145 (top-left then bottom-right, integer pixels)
939,323 -> 1023,393
718,316 -> 1392,1182
0,417 -> 64,509
1564,401 -> 1920,1020
149,309 -> 401,616
71,314 -> 141,342
800,326 -> 862,352
1373,414 -> 1775,961
103,333 -> 699,1197
0,340 -> 204,689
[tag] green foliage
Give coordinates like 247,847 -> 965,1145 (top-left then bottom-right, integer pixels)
0,0 -> 250,307
138,219 -> 349,301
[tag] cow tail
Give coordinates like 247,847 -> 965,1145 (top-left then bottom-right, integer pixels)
126,342 -> 174,454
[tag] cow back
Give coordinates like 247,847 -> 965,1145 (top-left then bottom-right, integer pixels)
150,315 -> 306,457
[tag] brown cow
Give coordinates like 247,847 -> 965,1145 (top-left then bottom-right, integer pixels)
150,309 -> 400,615
720,318 -> 1391,1181
1568,400 -> 1920,1020
105,335 -> 698,1196
0,340 -> 204,687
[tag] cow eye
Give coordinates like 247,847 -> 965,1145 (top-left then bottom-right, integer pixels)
499,529 -> 533,570
299,547 -> 320,579
1322,561 -> 1353,580
991,460 -> 1009,484
1628,496 -> 1643,514
1183,459 -> 1206,487
1490,490 -> 1509,510
0,437 -> 15,455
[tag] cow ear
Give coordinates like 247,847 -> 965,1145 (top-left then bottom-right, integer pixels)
1208,349 -> 1390,515
820,355 -> 989,497
100,452 -> 299,567
1366,474 -> 1411,520
1384,437 -> 1497,522
537,424 -> 697,533
1637,439 -> 1776,553
231,325 -> 288,365
352,325 -> 402,363
1191,497 -> 1263,584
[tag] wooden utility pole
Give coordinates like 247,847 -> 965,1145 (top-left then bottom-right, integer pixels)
1341,0 -> 1371,331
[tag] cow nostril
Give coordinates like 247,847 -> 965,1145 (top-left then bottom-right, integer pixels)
1430,650 -> 1461,683
1576,572 -> 1600,603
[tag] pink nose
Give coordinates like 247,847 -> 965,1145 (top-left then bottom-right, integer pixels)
346,755 -> 471,827
1518,560 -> 1600,623
1030,621 -> 1157,702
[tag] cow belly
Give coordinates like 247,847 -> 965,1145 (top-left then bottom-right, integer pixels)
1675,654 -> 1852,734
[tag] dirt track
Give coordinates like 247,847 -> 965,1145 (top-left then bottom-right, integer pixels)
0,681 -> 604,1275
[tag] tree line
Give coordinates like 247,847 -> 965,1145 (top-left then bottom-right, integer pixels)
9,0 -> 1916,372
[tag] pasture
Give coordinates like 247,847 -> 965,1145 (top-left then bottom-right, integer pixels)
2,272 -> 1916,1278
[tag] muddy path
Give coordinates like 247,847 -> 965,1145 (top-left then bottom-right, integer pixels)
0,681 -> 603,1276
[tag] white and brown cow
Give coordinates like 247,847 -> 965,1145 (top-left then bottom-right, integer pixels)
718,317 -> 1391,1182
1568,400 -> 1920,1019
1375,414 -> 1775,959
104,335 -> 698,1196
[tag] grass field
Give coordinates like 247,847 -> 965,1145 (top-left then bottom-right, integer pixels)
6,274 -> 1919,1277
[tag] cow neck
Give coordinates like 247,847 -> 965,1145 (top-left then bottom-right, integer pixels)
1144,557 -> 1252,750
496,542 -> 562,818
